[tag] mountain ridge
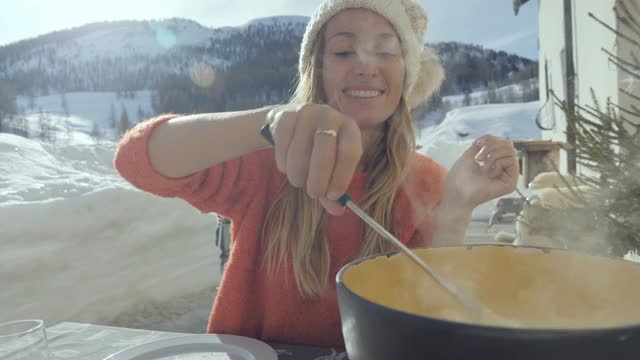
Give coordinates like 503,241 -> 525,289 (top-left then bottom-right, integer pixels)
0,16 -> 537,110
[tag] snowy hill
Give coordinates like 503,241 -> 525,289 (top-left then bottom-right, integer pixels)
420,101 -> 542,149
0,16 -> 308,65
432,42 -> 537,95
0,17 -> 536,103
0,17 -> 309,95
52,18 -> 216,61
242,15 -> 309,27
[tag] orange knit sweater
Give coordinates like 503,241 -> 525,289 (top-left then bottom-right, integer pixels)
113,114 -> 448,348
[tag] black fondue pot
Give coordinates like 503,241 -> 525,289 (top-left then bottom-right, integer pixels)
336,245 -> 640,360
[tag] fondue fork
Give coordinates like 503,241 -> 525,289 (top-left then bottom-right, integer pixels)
338,194 -> 484,319
260,123 -> 485,318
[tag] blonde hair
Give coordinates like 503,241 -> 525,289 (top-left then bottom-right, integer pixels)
263,27 -> 417,298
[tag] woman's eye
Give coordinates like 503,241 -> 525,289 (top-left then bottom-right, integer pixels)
334,51 -> 354,58
377,52 -> 396,59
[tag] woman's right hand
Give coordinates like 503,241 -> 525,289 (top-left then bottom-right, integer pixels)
266,103 -> 363,216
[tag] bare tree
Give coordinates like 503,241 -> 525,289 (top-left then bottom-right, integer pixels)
27,92 -> 36,110
520,79 -> 539,102
38,109 -> 48,142
486,84 -> 499,104
0,83 -> 17,132
38,109 -> 56,143
61,93 -> 70,117
119,105 -> 130,136
109,103 -> 117,128
501,86 -> 518,103
90,120 -> 103,144
462,87 -> 472,107
13,113 -> 29,138
65,118 -> 73,143
5,106 -> 30,138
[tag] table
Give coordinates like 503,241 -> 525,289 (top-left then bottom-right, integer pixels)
46,322 -> 348,359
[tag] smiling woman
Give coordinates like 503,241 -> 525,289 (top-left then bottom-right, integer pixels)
113,0 -> 521,350
321,9 -> 406,130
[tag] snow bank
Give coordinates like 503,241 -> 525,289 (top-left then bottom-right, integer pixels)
1,133 -> 219,330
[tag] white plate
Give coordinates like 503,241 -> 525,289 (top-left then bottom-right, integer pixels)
103,334 -> 278,360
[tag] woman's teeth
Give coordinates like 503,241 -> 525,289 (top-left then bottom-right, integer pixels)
346,90 -> 382,98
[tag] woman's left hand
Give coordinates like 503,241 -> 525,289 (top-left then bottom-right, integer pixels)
443,134 -> 519,211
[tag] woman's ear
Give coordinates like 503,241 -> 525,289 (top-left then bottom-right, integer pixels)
406,47 -> 445,109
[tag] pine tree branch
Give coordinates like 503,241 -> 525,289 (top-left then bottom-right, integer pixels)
540,6 -> 640,252
616,0 -> 640,38
570,116 -> 632,181
632,51 -> 640,70
581,101 -> 636,136
589,88 -> 604,113
569,110 -> 610,148
589,12 -> 640,47
609,102 -> 640,121
601,48 -> 640,73
616,18 -> 640,44
621,88 -> 640,103
607,57 -> 640,80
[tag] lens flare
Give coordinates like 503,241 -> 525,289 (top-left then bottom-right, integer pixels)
190,63 -> 217,88
154,27 -> 177,49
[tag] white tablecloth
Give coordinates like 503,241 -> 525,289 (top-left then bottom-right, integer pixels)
46,322 -> 348,360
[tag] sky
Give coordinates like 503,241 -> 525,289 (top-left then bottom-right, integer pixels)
0,0 -> 539,59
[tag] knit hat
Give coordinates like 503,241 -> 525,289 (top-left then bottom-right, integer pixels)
299,0 -> 445,109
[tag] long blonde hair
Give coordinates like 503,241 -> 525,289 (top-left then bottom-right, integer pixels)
263,27 -> 417,298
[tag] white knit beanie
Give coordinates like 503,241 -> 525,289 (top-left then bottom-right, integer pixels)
299,0 -> 445,109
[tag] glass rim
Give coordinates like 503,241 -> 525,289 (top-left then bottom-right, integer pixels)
0,319 -> 44,338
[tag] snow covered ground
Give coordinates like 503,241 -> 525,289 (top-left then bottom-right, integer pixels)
2,92 -> 219,331
1,90 -> 544,332
0,130 -> 219,331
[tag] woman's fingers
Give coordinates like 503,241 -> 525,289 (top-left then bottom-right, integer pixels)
489,155 -> 518,181
269,103 -> 362,215
286,111 -> 315,188
474,135 -> 513,162
306,112 -> 339,199
270,108 -> 297,173
326,120 -> 362,201
319,197 -> 346,216
485,147 -> 517,170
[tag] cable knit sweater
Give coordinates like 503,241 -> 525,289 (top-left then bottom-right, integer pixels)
113,114 -> 448,348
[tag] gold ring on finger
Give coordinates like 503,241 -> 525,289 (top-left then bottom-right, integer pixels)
315,129 -> 338,137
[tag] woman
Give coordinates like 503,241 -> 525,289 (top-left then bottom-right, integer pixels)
114,0 -> 518,348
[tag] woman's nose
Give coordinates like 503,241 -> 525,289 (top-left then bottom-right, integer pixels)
354,49 -> 379,77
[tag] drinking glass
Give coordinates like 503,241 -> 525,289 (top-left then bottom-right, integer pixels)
0,320 -> 51,359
